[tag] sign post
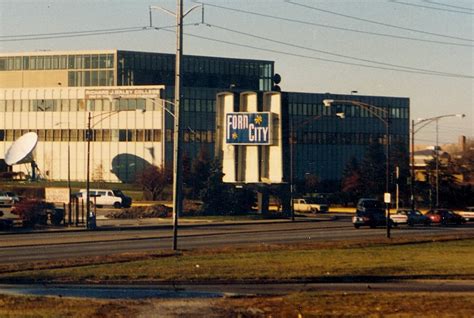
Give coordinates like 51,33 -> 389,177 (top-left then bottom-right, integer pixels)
384,192 -> 391,238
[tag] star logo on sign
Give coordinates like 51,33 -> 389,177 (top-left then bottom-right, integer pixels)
254,115 -> 263,125
232,132 -> 238,140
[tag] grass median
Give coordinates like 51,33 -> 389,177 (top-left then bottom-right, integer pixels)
1,236 -> 473,284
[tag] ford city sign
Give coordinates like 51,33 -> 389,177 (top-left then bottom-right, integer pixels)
226,112 -> 272,145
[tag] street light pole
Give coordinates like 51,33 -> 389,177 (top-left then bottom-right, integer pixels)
86,112 -> 93,229
323,99 -> 391,238
412,114 -> 465,209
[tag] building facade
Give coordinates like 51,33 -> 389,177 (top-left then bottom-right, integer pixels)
0,50 -> 409,184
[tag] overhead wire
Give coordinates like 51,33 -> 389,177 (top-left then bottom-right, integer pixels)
196,2 -> 473,48
423,0 -> 474,12
287,0 -> 473,42
389,0 -> 474,15
206,23 -> 471,78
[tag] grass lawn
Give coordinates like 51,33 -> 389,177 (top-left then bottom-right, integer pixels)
1,238 -> 473,284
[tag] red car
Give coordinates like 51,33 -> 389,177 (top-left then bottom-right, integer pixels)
425,209 -> 466,225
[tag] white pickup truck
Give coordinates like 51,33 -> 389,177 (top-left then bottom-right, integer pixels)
292,198 -> 329,213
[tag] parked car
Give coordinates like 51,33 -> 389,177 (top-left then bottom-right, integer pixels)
11,199 -> 64,227
78,189 -> 132,208
293,197 -> 329,213
425,209 -> 466,226
456,207 -> 474,222
5,192 -> 20,204
0,191 -> 15,207
353,198 -> 390,229
391,209 -> 431,227
353,209 -> 388,229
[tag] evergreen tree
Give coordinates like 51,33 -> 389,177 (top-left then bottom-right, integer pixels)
199,160 -> 232,215
189,148 -> 212,199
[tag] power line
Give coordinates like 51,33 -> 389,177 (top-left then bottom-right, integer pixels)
158,28 -> 472,79
389,0 -> 474,15
287,0 -> 472,42
0,26 -> 148,39
423,0 -> 474,12
0,27 -> 150,42
197,2 -> 473,48
207,23 -> 471,78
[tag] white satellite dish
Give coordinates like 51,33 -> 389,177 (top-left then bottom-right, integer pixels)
5,132 -> 38,165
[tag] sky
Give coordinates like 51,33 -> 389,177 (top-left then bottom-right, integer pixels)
0,0 -> 472,146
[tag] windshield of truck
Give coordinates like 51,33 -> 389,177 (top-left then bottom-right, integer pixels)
112,190 -> 124,197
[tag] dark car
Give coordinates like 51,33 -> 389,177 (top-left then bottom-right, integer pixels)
353,198 -> 389,229
425,209 -> 466,226
353,210 -> 389,229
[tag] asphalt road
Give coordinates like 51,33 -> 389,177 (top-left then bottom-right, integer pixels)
0,216 -> 473,264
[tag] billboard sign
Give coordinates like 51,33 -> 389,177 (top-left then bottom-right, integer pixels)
226,112 -> 272,145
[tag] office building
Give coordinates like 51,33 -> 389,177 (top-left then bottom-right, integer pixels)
0,50 -> 409,184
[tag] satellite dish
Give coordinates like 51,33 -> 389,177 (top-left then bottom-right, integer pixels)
5,132 -> 38,166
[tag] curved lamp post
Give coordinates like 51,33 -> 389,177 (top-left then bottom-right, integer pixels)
411,114 -> 465,209
323,99 -> 392,238
85,107 -> 146,230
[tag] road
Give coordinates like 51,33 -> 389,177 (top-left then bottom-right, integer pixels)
1,216 -> 473,264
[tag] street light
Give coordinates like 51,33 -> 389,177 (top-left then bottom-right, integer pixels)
323,99 -> 392,238
85,107 -> 146,229
289,115 -> 323,221
411,114 -> 465,209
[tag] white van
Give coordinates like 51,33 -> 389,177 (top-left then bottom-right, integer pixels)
78,189 -> 132,208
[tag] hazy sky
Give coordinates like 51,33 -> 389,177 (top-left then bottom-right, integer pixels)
1,0 -> 472,146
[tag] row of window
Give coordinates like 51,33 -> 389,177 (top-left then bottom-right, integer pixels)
118,52 -> 273,77
0,98 -> 212,113
295,131 -> 407,145
290,103 -> 409,119
0,129 -> 217,144
0,129 -> 162,142
0,54 -> 114,71
0,98 -> 161,112
68,70 -> 114,87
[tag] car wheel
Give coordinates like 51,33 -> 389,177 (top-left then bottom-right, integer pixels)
354,224 -> 360,229
370,223 -> 376,229
113,202 -> 122,209
312,209 -> 319,214
408,220 -> 414,227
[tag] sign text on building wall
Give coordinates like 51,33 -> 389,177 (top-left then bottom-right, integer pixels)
226,112 -> 272,145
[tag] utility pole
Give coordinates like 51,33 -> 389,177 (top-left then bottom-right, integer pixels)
172,0 -> 183,251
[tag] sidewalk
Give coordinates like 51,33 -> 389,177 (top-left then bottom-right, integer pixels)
0,213 -> 340,235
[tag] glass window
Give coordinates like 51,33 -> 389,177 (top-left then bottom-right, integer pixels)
106,54 -> 114,68
13,57 -> 22,70
51,56 -> 59,69
91,55 -> 99,68
0,58 -> 6,70
75,55 -> 83,69
22,56 -> 29,70
68,71 -> 76,86
106,70 -> 114,86
84,71 -> 90,86
70,129 -> 77,141
68,55 -> 75,69
119,130 -> 128,141
99,54 -> 107,68
153,130 -> 161,142
36,56 -> 44,69
44,56 -> 51,69
98,70 -> 107,86
91,71 -> 98,86
59,55 -> 67,69
84,55 -> 91,69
